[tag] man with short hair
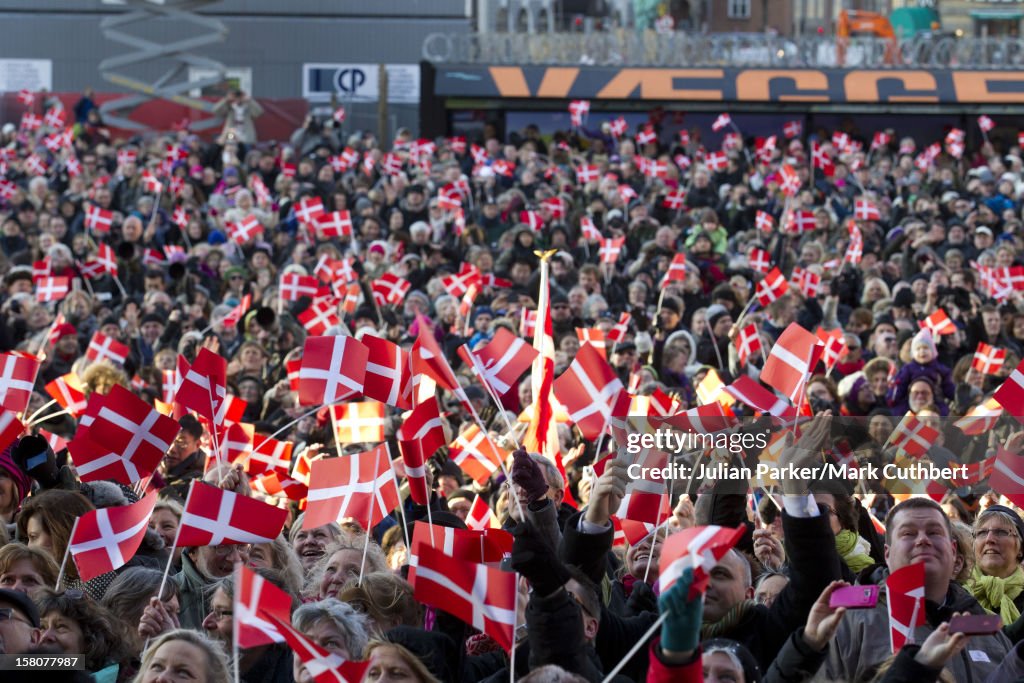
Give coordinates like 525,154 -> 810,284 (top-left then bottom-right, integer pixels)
0,588 -> 41,654
819,497 -> 1011,681
162,414 -> 205,502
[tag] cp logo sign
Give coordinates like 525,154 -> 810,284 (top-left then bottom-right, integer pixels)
334,68 -> 367,95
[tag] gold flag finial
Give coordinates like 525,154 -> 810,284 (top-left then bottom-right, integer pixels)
534,249 -> 558,262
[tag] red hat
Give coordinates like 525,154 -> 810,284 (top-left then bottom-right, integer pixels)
54,322 -> 77,340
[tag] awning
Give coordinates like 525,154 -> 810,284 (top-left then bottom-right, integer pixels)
970,10 -> 1024,20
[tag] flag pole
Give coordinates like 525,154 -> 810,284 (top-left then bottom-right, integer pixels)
251,403 -> 335,453
232,561 -> 241,683
56,517 -> 79,589
358,448 -> 380,586
207,385 -> 224,469
643,477 -> 674,586
25,398 -> 57,425
157,483 -> 190,601
466,352 -> 520,449
27,406 -> 74,428
600,611 -> 669,683
330,407 -> 345,460
509,576 -> 518,683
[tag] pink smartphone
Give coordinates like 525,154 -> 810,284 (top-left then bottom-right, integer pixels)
829,585 -> 879,609
949,614 -> 1002,635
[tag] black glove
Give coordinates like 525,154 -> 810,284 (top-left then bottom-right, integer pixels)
12,435 -> 60,489
510,449 -> 548,504
510,521 -> 570,597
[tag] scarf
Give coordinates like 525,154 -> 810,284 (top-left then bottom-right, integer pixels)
836,529 -> 875,574
969,565 -> 1024,625
701,599 -> 756,640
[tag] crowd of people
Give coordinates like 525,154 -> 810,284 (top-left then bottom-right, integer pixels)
1,87 -> 1024,683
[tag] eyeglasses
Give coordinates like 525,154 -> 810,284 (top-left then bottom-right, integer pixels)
823,505 -> 838,517
565,591 -> 596,619
212,545 -> 248,558
210,607 -> 233,620
0,608 -> 31,626
974,528 -> 1016,540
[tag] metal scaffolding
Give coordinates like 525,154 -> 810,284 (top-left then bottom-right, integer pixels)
98,0 -> 227,130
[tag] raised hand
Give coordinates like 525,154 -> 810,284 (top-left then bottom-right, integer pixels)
802,581 -> 848,652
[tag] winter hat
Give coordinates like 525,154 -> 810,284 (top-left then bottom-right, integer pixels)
911,327 -> 936,356
706,303 -> 729,329
0,444 -> 31,506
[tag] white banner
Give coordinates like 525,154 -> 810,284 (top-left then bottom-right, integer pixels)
0,60 -> 52,93
302,63 -> 420,104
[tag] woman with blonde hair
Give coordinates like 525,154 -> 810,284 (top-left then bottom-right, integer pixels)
363,641 -> 440,683
313,537 -> 387,601
134,629 -> 231,683
338,572 -> 422,636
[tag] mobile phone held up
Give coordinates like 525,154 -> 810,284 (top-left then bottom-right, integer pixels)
948,614 -> 1002,635
829,585 -> 880,609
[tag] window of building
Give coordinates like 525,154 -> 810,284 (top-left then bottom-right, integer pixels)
728,0 -> 751,19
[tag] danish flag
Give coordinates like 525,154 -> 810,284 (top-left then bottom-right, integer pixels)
407,522 -> 511,583
45,373 -> 88,417
854,197 -> 881,221
749,248 -> 772,274
599,237 -> 625,264
466,495 -> 494,531
412,544 -> 516,651
520,309 -> 537,339
705,151 -> 728,172
0,353 -> 40,414
919,309 -> 957,336
580,216 -> 601,241
711,113 -> 732,132
783,120 -> 802,139
304,445 -> 399,530
755,210 -> 774,233
761,323 -> 823,404
440,269 -> 481,299
70,385 -> 181,485
734,324 -> 762,366
397,398 -> 447,462
448,424 -> 507,485
989,446 -> 1024,507
885,413 -> 940,458
609,116 -> 628,137
250,471 -> 307,503
568,100 -> 590,127
886,563 -> 926,653
35,276 -> 69,303
755,267 -> 789,306
20,112 -> 41,131
177,481 -> 288,547
297,335 -> 368,406
458,328 -> 537,396
84,205 -> 113,233
246,436 -> 293,478
871,131 -> 893,150
331,401 -> 386,443
816,328 -> 845,372
787,210 -> 817,234
659,525 -> 745,599
314,211 -> 353,239
553,342 -> 630,440
295,196 -> 325,225
94,243 -> 118,276
723,376 -> 791,418
636,125 -> 657,145
791,267 -> 822,298
994,358 -> 1024,424
779,164 -> 801,196
973,342 -> 1006,375
576,165 -> 600,184
174,348 -> 227,423
230,214 -> 263,243
267,613 -> 368,683
280,273 -> 319,301
361,335 -> 410,409
979,115 -> 996,133
86,332 -> 129,366
954,397 -> 1003,436
371,272 -> 411,305
233,564 -> 291,649
69,491 -> 159,581
17,89 -> 34,106
298,301 -> 340,336
661,253 -> 688,286
663,189 -> 687,210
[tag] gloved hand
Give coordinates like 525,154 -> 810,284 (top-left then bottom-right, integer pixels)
510,449 -> 548,504
510,521 -> 570,598
12,435 -> 59,489
659,567 -> 703,654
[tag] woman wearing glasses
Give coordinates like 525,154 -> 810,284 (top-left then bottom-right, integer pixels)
968,501 -> 1024,629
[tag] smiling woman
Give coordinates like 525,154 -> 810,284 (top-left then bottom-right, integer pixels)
135,629 -> 231,683
968,505 -> 1024,625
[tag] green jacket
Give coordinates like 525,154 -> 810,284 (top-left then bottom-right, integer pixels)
171,552 -> 213,631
